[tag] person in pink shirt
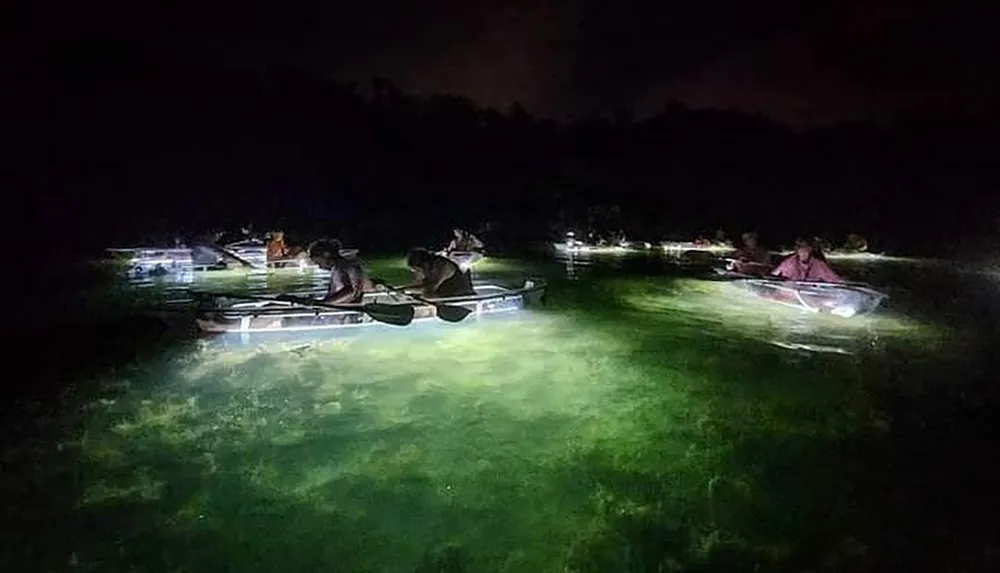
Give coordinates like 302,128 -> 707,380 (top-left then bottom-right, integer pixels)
771,239 -> 842,283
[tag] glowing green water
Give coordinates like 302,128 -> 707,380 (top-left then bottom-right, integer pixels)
10,255 -> 997,572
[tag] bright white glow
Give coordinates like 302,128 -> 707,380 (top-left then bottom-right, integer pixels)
438,251 -> 484,271
553,242 -> 630,255
830,306 -> 857,318
226,244 -> 268,269
661,242 -> 735,254
198,281 -> 543,334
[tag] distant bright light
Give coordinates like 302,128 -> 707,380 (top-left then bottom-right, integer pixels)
661,242 -> 735,254
553,242 -> 630,255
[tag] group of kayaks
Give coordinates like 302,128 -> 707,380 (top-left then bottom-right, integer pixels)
550,237 -> 889,319
113,232 -> 509,337
109,243 -> 484,278
125,230 -> 891,339
107,241 -> 345,276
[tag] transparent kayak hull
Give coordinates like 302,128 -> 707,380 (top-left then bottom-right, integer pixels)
195,280 -> 546,334
740,279 -> 887,318
106,248 -> 195,276
552,242 -> 630,255
107,245 -> 359,275
222,241 -> 267,268
226,240 -> 359,269
661,242 -> 736,254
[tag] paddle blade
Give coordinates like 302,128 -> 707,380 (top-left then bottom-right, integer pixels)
434,304 -> 474,323
361,303 -> 415,326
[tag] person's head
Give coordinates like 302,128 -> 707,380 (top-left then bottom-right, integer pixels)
309,239 -> 344,270
794,239 -> 813,261
407,247 -> 433,268
269,230 -> 284,241
453,228 -> 465,239
742,231 -> 759,248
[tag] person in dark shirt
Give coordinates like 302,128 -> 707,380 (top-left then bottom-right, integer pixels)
729,231 -> 772,276
404,248 -> 475,298
309,239 -> 374,304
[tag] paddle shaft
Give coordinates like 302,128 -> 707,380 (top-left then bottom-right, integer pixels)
198,291 -> 382,313
213,245 -> 261,269
374,281 -> 474,322
376,281 -> 456,308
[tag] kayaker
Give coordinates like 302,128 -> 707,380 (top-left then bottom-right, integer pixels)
771,239 -> 842,283
446,228 -> 484,254
729,231 -> 772,276
404,247 -> 476,298
812,236 -> 833,259
844,233 -> 869,253
309,239 -> 374,304
266,231 -> 289,261
714,229 -> 731,247
189,229 -> 225,267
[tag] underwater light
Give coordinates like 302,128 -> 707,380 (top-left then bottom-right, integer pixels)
830,305 -> 857,318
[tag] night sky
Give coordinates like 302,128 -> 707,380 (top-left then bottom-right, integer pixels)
9,0 -> 1000,126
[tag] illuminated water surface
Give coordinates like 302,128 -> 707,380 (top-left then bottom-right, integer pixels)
12,254 -> 999,572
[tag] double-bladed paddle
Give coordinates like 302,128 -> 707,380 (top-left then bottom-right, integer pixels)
372,280 -> 474,323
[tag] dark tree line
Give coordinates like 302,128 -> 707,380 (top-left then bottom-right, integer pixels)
9,57 -> 1000,258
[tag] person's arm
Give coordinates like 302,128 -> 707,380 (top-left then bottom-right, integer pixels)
754,249 -> 772,265
398,267 -> 428,291
814,260 -> 843,283
321,268 -> 359,304
771,257 -> 790,278
469,234 -> 483,249
416,262 -> 457,297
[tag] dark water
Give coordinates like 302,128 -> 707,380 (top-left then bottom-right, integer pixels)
6,253 -> 1000,572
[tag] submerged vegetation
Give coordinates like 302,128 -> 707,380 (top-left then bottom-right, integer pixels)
6,256 -> 1000,572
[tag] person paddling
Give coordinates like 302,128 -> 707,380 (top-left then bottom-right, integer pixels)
403,247 -> 475,298
267,231 -> 289,262
309,239 -> 374,304
771,239 -> 842,283
445,228 -> 484,254
729,231 -> 772,276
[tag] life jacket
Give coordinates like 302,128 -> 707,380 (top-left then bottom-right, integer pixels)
267,236 -> 288,261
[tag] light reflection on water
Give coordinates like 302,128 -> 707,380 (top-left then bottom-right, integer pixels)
623,278 -> 937,357
59,255 -> 979,572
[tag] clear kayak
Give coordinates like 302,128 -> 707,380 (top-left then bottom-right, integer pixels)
552,242 -> 631,255
194,280 -> 546,334
107,244 -> 358,276
225,240 -> 359,269
661,241 -> 735,255
739,278 -> 888,318
106,248 -> 198,276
